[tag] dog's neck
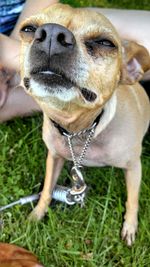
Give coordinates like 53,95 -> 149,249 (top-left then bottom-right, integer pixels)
50,92 -> 117,137
94,92 -> 117,137
51,110 -> 104,136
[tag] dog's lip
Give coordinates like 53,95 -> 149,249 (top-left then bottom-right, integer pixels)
80,88 -> 97,102
38,70 -> 62,77
30,68 -> 62,77
30,68 -> 97,102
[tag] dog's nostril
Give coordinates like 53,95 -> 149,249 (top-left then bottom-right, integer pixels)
36,29 -> 47,42
39,29 -> 47,41
57,33 -> 65,46
57,33 -> 74,48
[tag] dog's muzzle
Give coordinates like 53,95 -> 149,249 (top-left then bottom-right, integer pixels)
28,23 -> 77,89
25,23 -> 97,102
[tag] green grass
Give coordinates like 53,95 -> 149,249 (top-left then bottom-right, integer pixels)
0,0 -> 150,266
0,117 -> 150,266
61,0 -> 150,10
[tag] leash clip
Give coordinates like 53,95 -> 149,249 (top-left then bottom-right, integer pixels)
66,166 -> 87,206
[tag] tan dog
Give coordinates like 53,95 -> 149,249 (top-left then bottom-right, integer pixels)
19,4 -> 150,246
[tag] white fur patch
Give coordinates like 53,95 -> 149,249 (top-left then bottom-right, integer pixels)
22,45 -> 31,77
30,79 -> 78,102
94,92 -> 117,137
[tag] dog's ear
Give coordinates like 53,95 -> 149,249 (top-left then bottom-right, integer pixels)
120,40 -> 150,84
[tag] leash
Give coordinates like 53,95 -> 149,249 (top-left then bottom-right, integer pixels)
0,185 -> 76,212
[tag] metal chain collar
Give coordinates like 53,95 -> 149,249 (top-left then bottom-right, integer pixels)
66,123 -> 96,167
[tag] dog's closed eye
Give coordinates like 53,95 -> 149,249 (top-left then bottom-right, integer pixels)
85,37 -> 117,56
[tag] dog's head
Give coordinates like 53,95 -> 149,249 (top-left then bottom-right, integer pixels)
20,4 -> 150,131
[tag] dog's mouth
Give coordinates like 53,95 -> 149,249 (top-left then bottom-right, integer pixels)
29,68 -> 97,102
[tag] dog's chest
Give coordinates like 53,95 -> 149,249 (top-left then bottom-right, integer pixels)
45,129 -> 120,167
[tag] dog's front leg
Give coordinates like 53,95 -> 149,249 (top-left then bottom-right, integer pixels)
121,159 -> 141,246
29,151 -> 64,220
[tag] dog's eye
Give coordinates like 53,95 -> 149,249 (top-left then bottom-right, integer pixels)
20,25 -> 37,33
85,38 -> 117,56
20,24 -> 37,41
94,39 -> 116,48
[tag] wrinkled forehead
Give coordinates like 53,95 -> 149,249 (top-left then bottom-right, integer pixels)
22,4 -> 121,44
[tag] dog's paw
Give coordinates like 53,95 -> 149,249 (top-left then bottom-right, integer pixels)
121,221 -> 137,246
28,206 -> 47,221
28,195 -> 52,221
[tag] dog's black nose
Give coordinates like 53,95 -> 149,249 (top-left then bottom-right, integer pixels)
34,23 -> 76,57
